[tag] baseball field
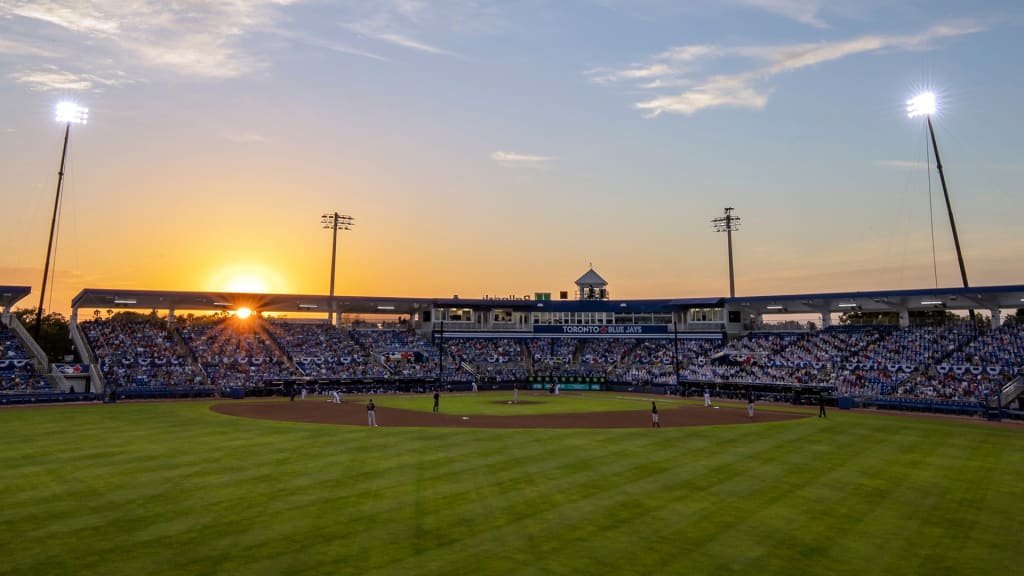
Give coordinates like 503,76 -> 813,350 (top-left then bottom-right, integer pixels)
1,392 -> 1021,575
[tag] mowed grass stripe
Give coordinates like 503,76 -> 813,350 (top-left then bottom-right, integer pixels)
680,417 -> 1023,575
356,422 -> 820,575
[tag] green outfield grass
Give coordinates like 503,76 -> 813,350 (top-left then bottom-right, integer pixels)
1,397 -> 1021,576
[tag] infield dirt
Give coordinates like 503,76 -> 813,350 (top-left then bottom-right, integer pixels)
211,396 -> 808,429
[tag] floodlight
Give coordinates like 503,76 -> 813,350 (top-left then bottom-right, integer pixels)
322,211 -> 355,324
921,300 -> 943,306
765,305 -> 784,310
906,90 -> 971,312
55,101 -> 88,124
35,100 -> 89,338
906,92 -> 936,118
837,303 -> 859,308
711,207 -> 741,298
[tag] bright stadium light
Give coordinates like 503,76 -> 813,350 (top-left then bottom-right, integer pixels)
906,92 -> 936,118
906,90 -> 970,306
35,101 -> 88,338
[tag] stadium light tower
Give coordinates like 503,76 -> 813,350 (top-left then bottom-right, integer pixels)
35,101 -> 88,339
712,207 -> 740,298
907,92 -> 970,290
321,212 -> 354,324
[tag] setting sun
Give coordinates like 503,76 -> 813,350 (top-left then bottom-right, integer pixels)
235,307 -> 253,319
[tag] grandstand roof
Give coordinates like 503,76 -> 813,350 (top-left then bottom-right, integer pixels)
729,284 -> 1024,315
0,286 -> 30,310
69,284 -> 1024,317
71,289 -> 432,316
70,288 -> 722,316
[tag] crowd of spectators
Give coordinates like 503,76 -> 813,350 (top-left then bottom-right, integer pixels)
528,338 -> 578,375
14,312 -> 1023,404
0,325 -> 48,392
676,322 -> 1020,402
578,338 -> 635,378
178,317 -> 300,388
81,315 -> 204,389
443,337 -> 526,382
350,329 -> 440,379
608,340 -> 673,383
268,321 -> 389,379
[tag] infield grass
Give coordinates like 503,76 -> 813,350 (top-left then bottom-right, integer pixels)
367,390 -> 695,415
1,396 -> 1021,576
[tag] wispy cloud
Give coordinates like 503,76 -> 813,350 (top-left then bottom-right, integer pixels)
10,66 -> 128,91
2,0 -> 123,36
343,20 -> 459,57
374,32 -> 453,55
736,0 -> 828,28
591,21 -> 983,117
299,36 -> 391,62
877,160 -> 927,169
0,0 -> 299,80
491,150 -> 553,168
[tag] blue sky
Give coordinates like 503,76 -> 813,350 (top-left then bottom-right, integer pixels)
1,1 -> 1023,313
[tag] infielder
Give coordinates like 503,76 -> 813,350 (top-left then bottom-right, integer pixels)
703,387 -> 711,406
367,398 -> 377,427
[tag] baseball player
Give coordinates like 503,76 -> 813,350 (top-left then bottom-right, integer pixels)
651,401 -> 660,428
703,387 -> 711,406
367,398 -> 377,427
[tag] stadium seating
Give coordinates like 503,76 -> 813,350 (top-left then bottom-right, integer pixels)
177,316 -> 301,388
44,312 -> 1024,408
268,321 -> 390,379
0,325 -> 50,393
81,315 -> 208,392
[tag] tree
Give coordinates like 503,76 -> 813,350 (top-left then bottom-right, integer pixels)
13,307 -> 73,362
839,309 -> 963,327
838,311 -> 898,326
